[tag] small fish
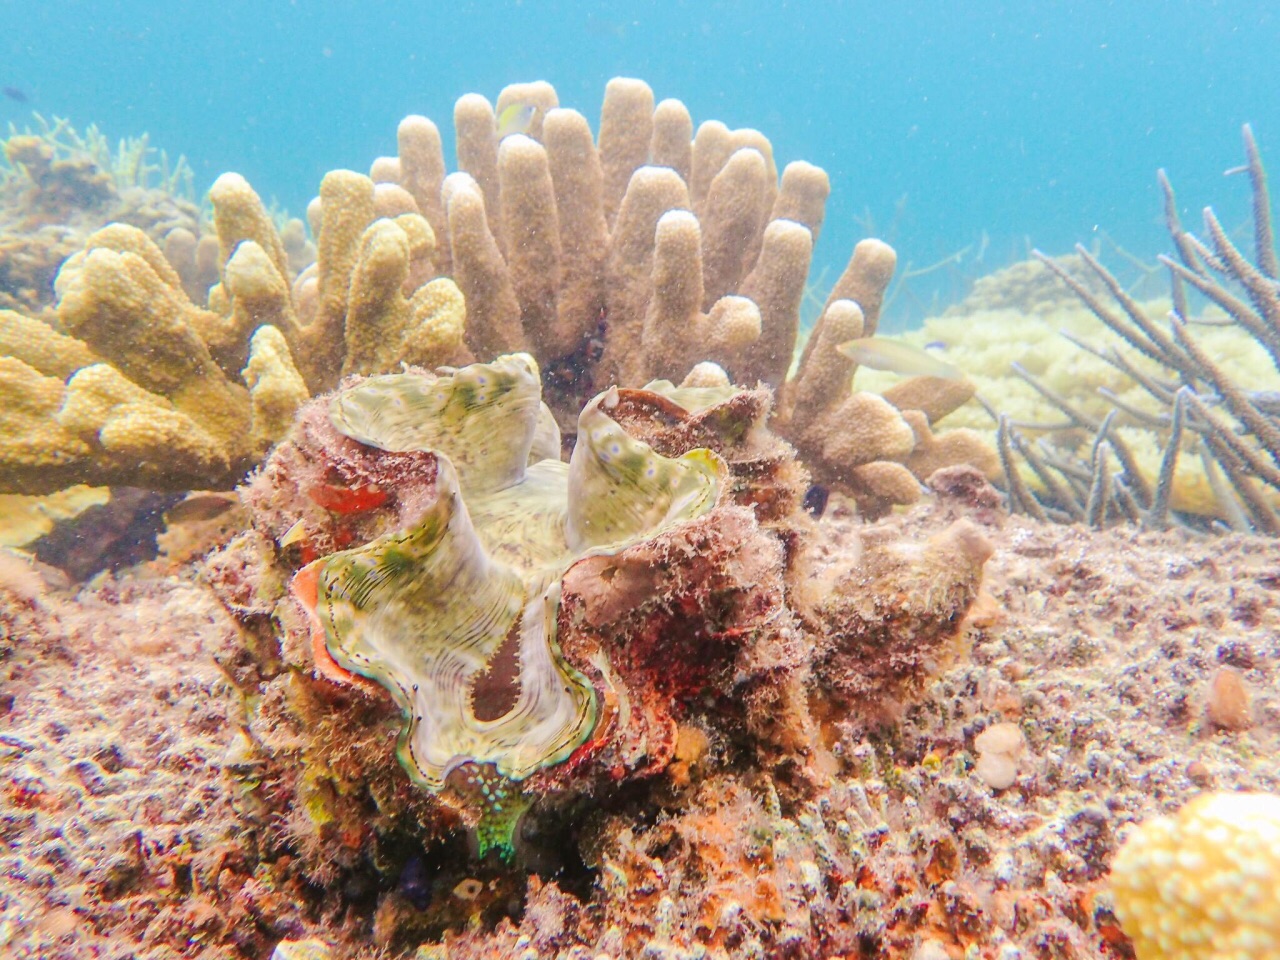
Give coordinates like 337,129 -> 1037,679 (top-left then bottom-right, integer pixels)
923,340 -> 947,351
836,336 -> 966,380
278,519 -> 308,548
2,86 -> 28,103
802,484 -> 829,518
397,855 -> 431,910
163,491 -> 238,524
496,102 -> 535,138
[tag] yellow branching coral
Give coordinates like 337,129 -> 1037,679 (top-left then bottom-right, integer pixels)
0,76 -> 993,502
1111,791 -> 1280,960
0,224 -> 307,493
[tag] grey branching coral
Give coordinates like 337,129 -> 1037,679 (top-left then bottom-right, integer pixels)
1012,125 -> 1280,534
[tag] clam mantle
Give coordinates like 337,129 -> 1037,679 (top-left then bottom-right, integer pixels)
291,353 -> 726,855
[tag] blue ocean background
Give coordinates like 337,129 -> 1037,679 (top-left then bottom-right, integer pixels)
3,0 -> 1278,329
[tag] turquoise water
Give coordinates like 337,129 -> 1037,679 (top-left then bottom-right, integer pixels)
3,1 -> 1278,325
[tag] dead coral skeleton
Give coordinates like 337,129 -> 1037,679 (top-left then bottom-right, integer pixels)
996,124 -> 1280,535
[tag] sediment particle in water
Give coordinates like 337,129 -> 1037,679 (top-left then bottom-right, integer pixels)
1205,666 -> 1253,732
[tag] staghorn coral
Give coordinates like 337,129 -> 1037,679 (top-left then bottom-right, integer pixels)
984,125 -> 1280,535
856,255 -> 1280,523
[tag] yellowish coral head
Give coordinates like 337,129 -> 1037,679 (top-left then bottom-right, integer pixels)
1111,791 -> 1280,960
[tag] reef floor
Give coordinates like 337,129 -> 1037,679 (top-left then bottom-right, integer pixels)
1,498 -> 1277,959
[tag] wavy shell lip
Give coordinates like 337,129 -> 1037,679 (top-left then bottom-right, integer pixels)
293,354 -> 726,853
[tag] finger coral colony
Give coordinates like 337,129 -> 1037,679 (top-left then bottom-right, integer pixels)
1,79 -> 1278,960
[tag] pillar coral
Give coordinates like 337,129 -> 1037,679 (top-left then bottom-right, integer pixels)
0,75 -> 993,507
366,77 -> 821,400
356,77 -> 995,509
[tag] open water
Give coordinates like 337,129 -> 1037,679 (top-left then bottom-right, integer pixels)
4,0 -> 1279,325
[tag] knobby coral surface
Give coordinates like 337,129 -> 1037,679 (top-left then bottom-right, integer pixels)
0,78 -> 993,513
1111,791 -> 1280,960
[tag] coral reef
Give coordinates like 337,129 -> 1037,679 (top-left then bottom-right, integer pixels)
2,79 -> 1182,960
0,78 -> 993,514
4,441 -> 1280,957
349,79 -> 996,510
1111,791 -> 1280,960
0,122 -> 318,495
776,274 -> 1000,517
0,116 -> 201,313
857,253 -> 1280,526
993,126 -> 1280,534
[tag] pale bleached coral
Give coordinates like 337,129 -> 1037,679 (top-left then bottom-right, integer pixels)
869,257 -> 1280,521
946,127 -> 1280,534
